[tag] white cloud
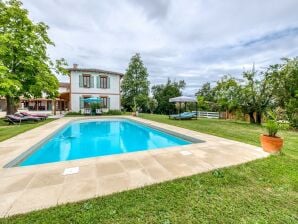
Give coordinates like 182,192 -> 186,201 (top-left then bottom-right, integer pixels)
22,0 -> 298,95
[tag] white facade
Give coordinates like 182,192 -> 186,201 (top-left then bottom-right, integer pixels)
69,69 -> 122,112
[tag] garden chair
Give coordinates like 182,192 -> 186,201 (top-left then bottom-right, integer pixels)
84,108 -> 91,115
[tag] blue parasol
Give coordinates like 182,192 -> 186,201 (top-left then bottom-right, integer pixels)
83,97 -> 102,103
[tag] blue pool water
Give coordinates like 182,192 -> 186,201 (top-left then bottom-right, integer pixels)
19,119 -> 191,166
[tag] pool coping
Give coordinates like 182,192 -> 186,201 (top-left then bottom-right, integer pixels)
0,116 -> 269,217
3,117 -> 204,168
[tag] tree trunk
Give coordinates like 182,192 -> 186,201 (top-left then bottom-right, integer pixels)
53,99 -> 56,115
256,111 -> 262,124
249,112 -> 255,124
6,96 -> 17,115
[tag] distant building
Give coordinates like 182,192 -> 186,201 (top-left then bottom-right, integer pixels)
67,64 -> 123,112
20,82 -> 70,112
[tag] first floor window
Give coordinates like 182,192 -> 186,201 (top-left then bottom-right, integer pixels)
83,75 -> 91,88
100,76 -> 108,88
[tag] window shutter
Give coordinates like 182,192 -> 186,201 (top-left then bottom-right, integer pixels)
90,76 -> 94,88
97,76 -> 100,88
79,75 -> 83,87
79,97 -> 84,109
107,97 -> 110,109
107,77 -> 110,88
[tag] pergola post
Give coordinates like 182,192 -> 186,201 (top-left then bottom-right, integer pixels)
179,102 -> 181,119
196,102 -> 198,119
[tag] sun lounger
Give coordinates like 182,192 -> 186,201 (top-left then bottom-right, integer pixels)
5,115 -> 32,124
169,112 -> 196,120
14,113 -> 42,122
169,112 -> 189,119
20,111 -> 48,119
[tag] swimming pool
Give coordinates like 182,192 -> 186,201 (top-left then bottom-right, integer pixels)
16,119 -> 193,166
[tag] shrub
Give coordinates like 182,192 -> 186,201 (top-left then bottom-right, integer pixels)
103,110 -> 122,115
66,111 -> 81,116
264,110 -> 290,137
265,120 -> 279,137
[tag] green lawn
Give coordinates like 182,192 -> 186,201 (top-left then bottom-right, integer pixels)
0,118 -> 55,142
1,114 -> 297,223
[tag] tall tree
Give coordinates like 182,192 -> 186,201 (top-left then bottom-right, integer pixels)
213,75 -> 241,116
195,82 -> 214,101
266,57 -> 298,127
147,97 -> 158,114
0,0 -> 66,114
239,67 -> 273,124
195,82 -> 218,111
152,79 -> 185,114
121,53 -> 150,111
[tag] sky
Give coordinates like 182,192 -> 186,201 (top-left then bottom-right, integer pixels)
22,0 -> 298,95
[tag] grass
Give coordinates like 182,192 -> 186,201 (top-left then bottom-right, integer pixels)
139,114 -> 298,158
1,114 -> 297,223
0,118 -> 55,142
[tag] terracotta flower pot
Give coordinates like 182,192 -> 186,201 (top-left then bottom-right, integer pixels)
260,134 -> 283,153
131,112 -> 136,116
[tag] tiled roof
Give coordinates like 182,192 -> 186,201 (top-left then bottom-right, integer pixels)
67,68 -> 124,76
59,82 -> 70,88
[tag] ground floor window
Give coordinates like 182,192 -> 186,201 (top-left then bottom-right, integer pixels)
101,97 -> 108,108
84,96 -> 91,108
79,96 -> 109,109
80,96 -> 92,109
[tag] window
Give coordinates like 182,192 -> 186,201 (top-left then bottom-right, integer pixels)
83,75 -> 91,88
101,97 -> 108,108
83,96 -> 91,108
100,76 -> 108,89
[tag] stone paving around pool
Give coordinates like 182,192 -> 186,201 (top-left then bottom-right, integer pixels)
0,116 -> 269,217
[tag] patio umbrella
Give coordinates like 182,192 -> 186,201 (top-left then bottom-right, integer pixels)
83,97 -> 102,103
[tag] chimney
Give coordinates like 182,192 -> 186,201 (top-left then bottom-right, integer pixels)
73,63 -> 78,69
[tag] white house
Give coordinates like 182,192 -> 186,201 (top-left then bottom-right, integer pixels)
68,64 -> 123,112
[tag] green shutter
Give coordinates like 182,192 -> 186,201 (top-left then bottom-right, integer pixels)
79,75 -> 83,87
90,76 -> 94,88
79,97 -> 84,109
107,97 -> 110,109
96,76 -> 100,88
107,77 -> 110,88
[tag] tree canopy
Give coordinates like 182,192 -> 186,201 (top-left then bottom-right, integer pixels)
195,82 -> 214,102
121,53 -> 150,111
238,69 -> 273,124
147,97 -> 158,114
0,0 -> 67,114
152,79 -> 185,114
194,58 -> 297,126
213,75 -> 241,114
266,57 -> 298,127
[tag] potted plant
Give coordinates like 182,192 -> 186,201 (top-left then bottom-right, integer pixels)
90,103 -> 101,115
260,111 -> 284,153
